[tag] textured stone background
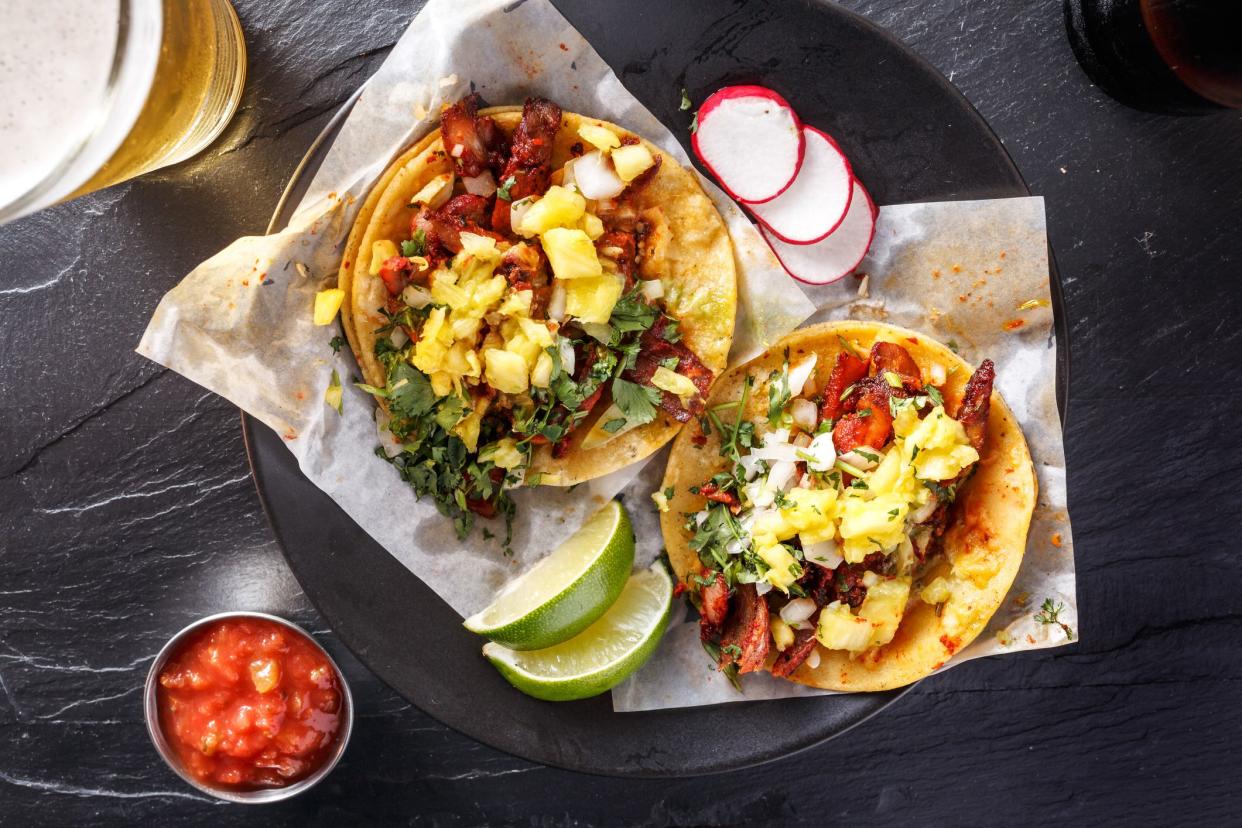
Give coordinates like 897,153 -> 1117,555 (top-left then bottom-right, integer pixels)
1,0 -> 1240,824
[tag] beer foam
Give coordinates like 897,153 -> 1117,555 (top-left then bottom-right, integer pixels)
0,0 -> 120,206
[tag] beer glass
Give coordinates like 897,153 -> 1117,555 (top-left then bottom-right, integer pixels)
0,0 -> 247,225
1066,0 -> 1242,114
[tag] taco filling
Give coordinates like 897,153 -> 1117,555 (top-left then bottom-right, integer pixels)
682,339 -> 996,684
360,95 -> 717,542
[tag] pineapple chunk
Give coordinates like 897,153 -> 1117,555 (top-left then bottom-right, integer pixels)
542,227 -> 603,281
769,615 -> 795,652
430,371 -> 455,398
564,272 -> 623,324
412,307 -> 453,375
484,348 -> 529,394
779,488 -> 838,542
579,213 -> 605,240
453,409 -> 482,451
839,493 -> 908,563
369,240 -> 400,275
408,172 -> 454,208
479,437 -> 525,470
920,576 -> 952,606
611,144 -> 655,182
898,405 -> 979,481
313,289 -> 345,326
530,351 -> 554,388
578,123 -> 621,152
816,602 -> 872,652
757,543 -> 799,593
651,366 -> 698,400
497,289 -> 533,318
514,185 -> 586,236
858,577 -> 911,648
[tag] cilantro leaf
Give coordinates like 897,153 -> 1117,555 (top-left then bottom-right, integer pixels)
612,378 -> 661,425
329,335 -> 346,353
387,363 -> 436,419
401,229 -> 427,257
496,175 -> 516,202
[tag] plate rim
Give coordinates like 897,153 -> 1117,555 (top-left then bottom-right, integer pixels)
243,0 -> 1068,777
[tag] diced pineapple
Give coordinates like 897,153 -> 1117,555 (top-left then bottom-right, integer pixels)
579,213 -> 605,240
444,341 -> 481,379
564,272 -> 623,324
838,493 -> 908,563
900,405 -> 979,481
651,366 -> 698,400
431,278 -> 470,310
479,437 -> 526,470
313,289 -> 345,325
816,602 -> 872,652
369,240 -> 400,275
453,409 -> 482,451
611,144 -> 655,182
919,576 -> 952,606
412,307 -> 453,375
542,227 -> 603,281
578,123 -> 621,152
408,172 -> 454,208
757,543 -> 799,593
650,490 -> 670,513
497,289 -> 533,318
484,348 -> 529,394
530,351 -> 554,388
780,488 -> 838,540
514,185 -> 586,236
858,577 -> 911,648
450,316 -> 481,341
430,371 -> 455,398
769,615 -> 795,652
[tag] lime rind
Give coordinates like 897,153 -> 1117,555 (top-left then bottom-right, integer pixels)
463,501 -> 635,650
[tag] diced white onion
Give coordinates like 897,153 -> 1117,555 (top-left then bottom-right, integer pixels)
695,511 -> 709,527
374,410 -> 403,458
450,143 -> 465,158
462,171 -> 496,196
930,362 -> 947,386
803,432 -> 837,473
803,538 -> 843,568
909,495 -> 939,525
548,282 -> 568,321
389,327 -> 410,349
755,580 -> 773,596
791,399 -> 818,432
572,150 -> 625,200
766,460 -> 797,493
739,454 -> 766,481
557,335 -> 575,375
751,442 -> 802,464
838,449 -> 879,472
401,284 -> 433,309
509,197 -> 536,235
787,354 -> 818,397
725,538 -> 745,556
792,431 -> 813,448
862,571 -> 879,588
806,648 -> 821,669
560,159 -> 577,188
640,279 -> 664,301
763,428 -> 790,446
780,597 -> 817,625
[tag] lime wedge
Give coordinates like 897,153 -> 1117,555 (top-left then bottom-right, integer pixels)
483,563 -> 673,701
464,500 -> 635,650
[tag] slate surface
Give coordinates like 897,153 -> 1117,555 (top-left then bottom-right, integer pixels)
1,0 -> 1239,824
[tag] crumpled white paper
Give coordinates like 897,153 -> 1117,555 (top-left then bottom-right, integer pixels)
137,0 -> 1075,713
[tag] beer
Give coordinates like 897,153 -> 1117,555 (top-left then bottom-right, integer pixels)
0,0 -> 246,224
1065,0 -> 1242,114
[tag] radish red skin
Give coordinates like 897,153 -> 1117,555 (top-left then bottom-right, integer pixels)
692,85 -> 805,204
762,181 -> 878,286
748,125 -> 854,245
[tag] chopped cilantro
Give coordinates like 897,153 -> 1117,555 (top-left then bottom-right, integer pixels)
496,175 -> 516,201
679,88 -> 692,111
329,335 -> 346,353
401,229 -> 427,257
612,378 -> 661,425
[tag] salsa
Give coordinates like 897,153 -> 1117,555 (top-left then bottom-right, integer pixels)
156,617 -> 344,790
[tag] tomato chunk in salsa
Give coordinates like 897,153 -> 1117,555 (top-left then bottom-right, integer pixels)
157,617 -> 344,790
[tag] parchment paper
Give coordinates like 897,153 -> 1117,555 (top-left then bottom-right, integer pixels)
137,0 -> 1075,713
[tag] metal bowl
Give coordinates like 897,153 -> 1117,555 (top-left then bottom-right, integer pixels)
143,611 -> 354,804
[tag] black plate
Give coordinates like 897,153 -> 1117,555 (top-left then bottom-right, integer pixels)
243,0 -> 1069,777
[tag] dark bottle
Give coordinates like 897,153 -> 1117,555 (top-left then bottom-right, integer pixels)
1065,0 -> 1242,114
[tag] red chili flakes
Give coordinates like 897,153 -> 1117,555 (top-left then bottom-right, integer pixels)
559,42 -> 568,51
951,264 -> 962,274
1003,319 -> 1026,332
999,250 -> 1007,259
672,582 -> 687,598
932,268 -> 941,278
939,635 -> 961,655
1051,532 -> 1063,548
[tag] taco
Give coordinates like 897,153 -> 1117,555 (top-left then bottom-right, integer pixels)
340,95 -> 736,540
659,321 -> 1036,691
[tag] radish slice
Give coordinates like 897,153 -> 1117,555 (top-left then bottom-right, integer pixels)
749,127 -> 853,244
762,180 -> 877,285
692,85 -> 804,204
